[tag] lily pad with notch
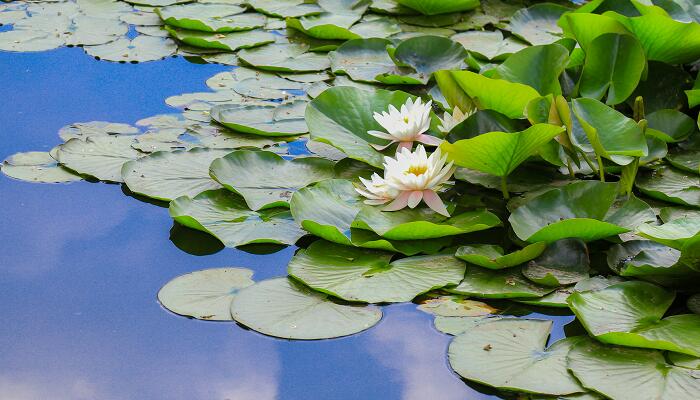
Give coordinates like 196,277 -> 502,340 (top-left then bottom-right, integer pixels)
455,242 -> 546,270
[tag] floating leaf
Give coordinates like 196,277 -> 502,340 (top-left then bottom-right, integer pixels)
434,315 -> 503,336
229,277 -> 382,340
635,166 -> 700,207
58,121 -> 139,142
507,3 -> 570,45
385,35 -> 468,84
122,148 -> 229,201
1,151 -> 82,183
455,243 -> 546,270
522,238 -> 590,287
238,43 -> 331,72
606,240 -> 699,288
54,136 -> 141,182
450,71 -> 541,119
288,241 -> 465,303
448,266 -> 554,299
451,30 -> 528,61
84,36 -> 177,63
417,294 -> 498,317
246,0 -> 322,18
637,217 -> 700,249
211,100 -> 308,137
448,319 -> 585,395
210,150 -> 335,210
568,281 -> 700,356
164,27 -> 276,51
514,275 -> 627,309
395,0 -> 479,15
170,189 -> 306,247
328,38 -> 403,83
158,267 -> 255,321
646,109 -> 696,143
157,4 -> 263,32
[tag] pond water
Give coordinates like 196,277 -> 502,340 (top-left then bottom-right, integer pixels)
0,48 -> 575,400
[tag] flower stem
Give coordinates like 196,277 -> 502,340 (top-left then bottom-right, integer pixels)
566,160 -> 575,179
596,154 -> 605,182
501,176 -> 510,200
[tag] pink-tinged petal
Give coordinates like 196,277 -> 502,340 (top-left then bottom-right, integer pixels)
423,190 -> 450,217
407,190 -> 423,208
416,134 -> 443,146
384,191 -> 411,211
365,199 -> 390,205
367,130 -> 396,140
371,141 -> 396,151
397,141 -> 413,152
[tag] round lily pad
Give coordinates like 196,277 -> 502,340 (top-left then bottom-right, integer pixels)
229,277 -> 382,340
1,151 -> 82,183
452,30 -> 528,61
164,27 -> 276,51
210,100 -> 308,136
84,35 -> 177,63
54,136 -> 141,182
158,267 -> 255,321
157,4 -> 263,32
169,189 -> 306,247
448,319 -> 585,395
288,241 -> 465,303
238,43 -> 331,72
514,275 -> 627,309
522,238 -> 590,287
636,166 -> 700,208
209,150 -> 335,210
328,38 -> 403,83
434,315 -> 503,336
58,121 -> 139,142
417,294 -> 497,317
606,240 -> 694,287
455,242 -> 546,269
507,3 -> 570,45
246,0 -> 322,18
122,148 -> 229,201
447,265 -> 555,299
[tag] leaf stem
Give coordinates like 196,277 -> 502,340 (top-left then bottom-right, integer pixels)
501,176 -> 510,200
596,154 -> 605,182
566,160 -> 575,179
578,150 -> 599,176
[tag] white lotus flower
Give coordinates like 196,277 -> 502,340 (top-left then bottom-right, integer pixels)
355,173 -> 400,205
437,106 -> 472,133
363,145 -> 455,216
368,98 -> 442,151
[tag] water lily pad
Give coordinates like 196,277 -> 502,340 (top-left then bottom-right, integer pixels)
238,43 -> 331,72
636,166 -> 700,207
158,267 -> 255,321
165,27 -> 276,51
54,136 -> 141,182
122,148 -> 229,201
667,148 -> 700,174
396,0 -> 479,15
487,43 -> 570,96
58,121 -> 140,142
507,3 -> 570,45
385,35 -> 468,84
448,319 -> 585,395
229,277 -> 382,340
170,189 -> 306,247
606,240 -> 698,288
434,315 -> 504,335
417,293 -> 498,317
64,15 -> 129,47
246,0 -> 322,18
210,150 -> 335,210
306,86 -> 416,168
455,243 -> 547,270
567,339 -> 700,400
450,70 -> 541,119
616,12 -> 700,64
352,206 -> 502,240
288,241 -> 465,303
1,151 -> 82,184
646,109 -> 696,143
84,35 -> 177,63
515,275 -> 627,309
509,181 -> 655,243
329,38 -> 413,83
637,217 -> 700,249
289,179 -> 450,255
452,30 -> 528,61
210,100 -> 308,137
568,280 -> 700,356
286,0 -> 367,40
448,265 -> 554,299
206,67 -> 306,99
157,4 -> 264,32
522,238 -> 590,287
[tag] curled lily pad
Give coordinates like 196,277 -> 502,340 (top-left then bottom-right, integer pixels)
487,43 -> 570,96
455,243 -> 546,270
84,36 -> 177,63
635,166 -> 700,207
568,281 -> 700,356
158,268 -> 255,321
449,70 -> 541,119
238,43 -> 331,73
210,150 -> 335,210
507,3 -> 570,45
229,277 -> 382,340
606,240 -> 698,288
352,205 -> 502,240
646,109 -> 696,143
522,238 -> 590,287
164,27 -> 276,51
54,136 -> 141,182
637,217 -> 700,249
448,265 -> 555,299
211,100 -> 308,137
1,151 -> 81,183
509,181 -> 655,243
246,0 -> 322,18
290,179 -> 451,255
568,339 -> 700,400
121,148 -> 230,202
288,241 -> 465,303
448,319 -> 585,395
170,189 -> 306,247
286,0 -> 368,41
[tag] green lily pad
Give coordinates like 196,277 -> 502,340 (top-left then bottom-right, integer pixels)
1,151 -> 82,183
246,0 -> 322,18
487,43 -> 570,96
646,109 -> 696,143
306,86 -> 415,168
157,4 -> 264,32
417,294 -> 498,317
660,206 -> 700,223
616,12 -> 700,65
448,265 -> 555,299
238,43 -> 331,72
455,242 -> 547,270
157,267 -> 255,321
637,217 -> 700,249
395,0 -> 479,15
84,36 -> 177,63
285,0 -> 369,40
522,238 -> 590,287
636,166 -> 700,207
509,181 -> 655,243
229,277 -> 382,340
567,339 -> 700,400
434,315 -> 504,336
122,148 -> 230,201
606,240 -> 699,288
450,70 -> 541,119
507,3 -> 571,45
54,136 -> 141,182
568,281 -> 700,356
210,150 -> 335,210
352,205 -> 502,240
206,66 -> 306,99
288,241 -> 465,303
667,148 -> 700,175
448,319 -> 585,395
289,179 -> 451,255
328,38 -> 404,83
386,35 -> 468,84
170,189 -> 306,247
441,124 -> 565,178
58,121 -> 140,142
210,100 -> 308,137
164,27 -> 276,51
452,30 -> 529,61
515,275 -> 627,309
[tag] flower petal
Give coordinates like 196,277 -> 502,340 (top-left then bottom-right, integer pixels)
416,134 -> 443,146
423,189 -> 450,217
407,190 -> 423,208
383,191 -> 411,212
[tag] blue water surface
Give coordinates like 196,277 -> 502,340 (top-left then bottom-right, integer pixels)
0,48 -> 573,400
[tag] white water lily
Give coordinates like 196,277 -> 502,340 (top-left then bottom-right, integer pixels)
368,97 -> 442,151
356,145 -> 455,216
437,106 -> 473,133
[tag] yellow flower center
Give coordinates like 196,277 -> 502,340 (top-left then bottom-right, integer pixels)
403,116 -> 410,123
406,164 -> 428,176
